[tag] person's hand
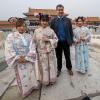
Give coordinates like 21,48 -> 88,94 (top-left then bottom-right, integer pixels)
18,56 -> 26,63
80,36 -> 85,41
42,36 -> 49,41
81,38 -> 85,41
32,54 -> 36,60
76,39 -> 81,44
34,35 -> 42,41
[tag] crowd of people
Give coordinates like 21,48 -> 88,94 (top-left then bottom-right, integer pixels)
5,4 -> 91,98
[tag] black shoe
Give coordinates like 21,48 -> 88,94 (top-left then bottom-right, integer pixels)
82,96 -> 91,100
57,71 -> 61,77
68,70 -> 73,76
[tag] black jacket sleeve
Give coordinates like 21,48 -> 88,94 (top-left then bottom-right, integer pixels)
50,18 -> 55,30
69,19 -> 73,43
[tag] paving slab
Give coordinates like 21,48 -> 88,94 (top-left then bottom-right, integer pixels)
0,68 -> 15,98
0,61 -> 8,72
41,47 -> 100,100
0,49 -> 5,62
1,46 -> 100,100
1,86 -> 39,100
41,71 -> 82,100
92,96 -> 100,100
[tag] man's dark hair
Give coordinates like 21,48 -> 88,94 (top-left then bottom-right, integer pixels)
56,4 -> 64,9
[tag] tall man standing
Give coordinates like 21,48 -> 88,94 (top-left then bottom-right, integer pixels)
50,4 -> 73,77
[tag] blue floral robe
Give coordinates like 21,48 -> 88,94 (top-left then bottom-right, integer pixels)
73,26 -> 91,73
5,32 -> 39,97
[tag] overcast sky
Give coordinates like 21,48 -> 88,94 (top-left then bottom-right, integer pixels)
0,0 -> 100,20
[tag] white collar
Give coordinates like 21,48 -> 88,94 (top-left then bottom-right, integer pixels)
57,16 -> 64,19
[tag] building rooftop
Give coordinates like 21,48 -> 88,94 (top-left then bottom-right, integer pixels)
24,8 -> 68,16
86,17 -> 100,22
0,21 -> 15,29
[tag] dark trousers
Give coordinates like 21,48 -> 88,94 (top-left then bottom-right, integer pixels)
55,41 -> 72,71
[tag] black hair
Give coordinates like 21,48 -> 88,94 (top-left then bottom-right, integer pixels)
8,17 -> 17,23
17,18 -> 25,21
39,14 -> 49,22
8,17 -> 25,23
56,4 -> 64,9
75,16 -> 85,22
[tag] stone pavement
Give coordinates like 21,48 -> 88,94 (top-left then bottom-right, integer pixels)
0,49 -> 7,71
92,96 -> 100,100
0,67 -> 15,99
0,61 -> 8,72
0,46 -> 100,100
0,49 -> 5,62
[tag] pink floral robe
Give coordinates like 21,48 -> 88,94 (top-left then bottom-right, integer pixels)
33,26 -> 58,85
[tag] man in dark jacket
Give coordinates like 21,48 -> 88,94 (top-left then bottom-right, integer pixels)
50,4 -> 73,77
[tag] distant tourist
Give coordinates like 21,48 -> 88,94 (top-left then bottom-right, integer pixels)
50,4 -> 73,77
81,16 -> 88,27
5,19 -> 39,97
73,17 -> 91,74
8,17 -> 17,32
8,17 -> 26,32
33,14 -> 58,85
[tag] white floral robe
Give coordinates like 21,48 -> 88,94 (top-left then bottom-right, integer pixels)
5,32 -> 39,97
33,26 -> 58,85
73,26 -> 91,73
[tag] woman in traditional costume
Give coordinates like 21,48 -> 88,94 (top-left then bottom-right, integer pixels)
5,19 -> 39,97
33,14 -> 58,85
73,17 -> 91,74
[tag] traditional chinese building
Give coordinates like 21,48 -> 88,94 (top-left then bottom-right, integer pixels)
86,17 -> 100,25
0,21 -> 15,31
23,8 -> 68,26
